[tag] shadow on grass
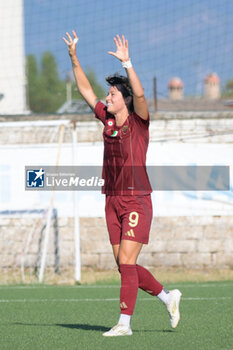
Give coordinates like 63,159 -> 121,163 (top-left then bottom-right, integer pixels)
133,329 -> 174,333
12,322 -> 109,332
57,323 -> 109,332
11,322 -> 175,333
57,325 -> 174,333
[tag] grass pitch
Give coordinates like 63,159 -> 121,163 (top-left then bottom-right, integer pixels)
0,281 -> 232,350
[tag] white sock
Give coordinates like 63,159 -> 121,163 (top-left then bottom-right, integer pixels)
157,289 -> 170,304
118,314 -> 131,327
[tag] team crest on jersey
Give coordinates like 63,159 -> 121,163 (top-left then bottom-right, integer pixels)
121,125 -> 129,135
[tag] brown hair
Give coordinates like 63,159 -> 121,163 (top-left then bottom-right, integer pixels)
105,73 -> 134,113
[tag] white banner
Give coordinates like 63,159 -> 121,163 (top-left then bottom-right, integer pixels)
0,142 -> 232,217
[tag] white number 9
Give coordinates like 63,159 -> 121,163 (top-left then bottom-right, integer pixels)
129,211 -> 139,227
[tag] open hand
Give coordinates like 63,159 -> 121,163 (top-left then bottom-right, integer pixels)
63,30 -> 78,57
108,35 -> 129,62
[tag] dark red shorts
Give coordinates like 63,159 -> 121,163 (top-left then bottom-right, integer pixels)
105,195 -> 153,245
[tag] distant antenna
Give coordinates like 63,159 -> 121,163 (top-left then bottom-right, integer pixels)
153,77 -> 158,112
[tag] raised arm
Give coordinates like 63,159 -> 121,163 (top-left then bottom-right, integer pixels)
63,30 -> 98,111
108,35 -> 149,120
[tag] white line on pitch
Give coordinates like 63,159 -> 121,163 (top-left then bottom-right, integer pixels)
0,283 -> 232,289
0,297 -> 231,303
170,283 -> 233,288
0,285 -> 119,289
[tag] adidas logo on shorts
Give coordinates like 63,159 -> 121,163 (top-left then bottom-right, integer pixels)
124,229 -> 135,237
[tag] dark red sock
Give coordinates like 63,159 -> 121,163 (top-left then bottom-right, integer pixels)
119,264 -> 139,315
136,264 -> 163,296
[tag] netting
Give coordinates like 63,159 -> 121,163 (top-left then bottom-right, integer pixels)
1,1 -> 233,284
0,209 -> 60,284
0,121 -> 80,284
1,0 -> 233,114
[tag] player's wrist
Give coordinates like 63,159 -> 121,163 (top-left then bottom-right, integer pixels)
122,59 -> 132,69
69,53 -> 77,59
70,55 -> 78,66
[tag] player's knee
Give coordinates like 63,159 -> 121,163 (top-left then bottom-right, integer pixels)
118,254 -> 135,265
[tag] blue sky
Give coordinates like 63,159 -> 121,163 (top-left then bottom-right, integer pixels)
24,0 -> 233,98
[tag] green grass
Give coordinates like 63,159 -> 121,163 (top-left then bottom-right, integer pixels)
0,281 -> 232,350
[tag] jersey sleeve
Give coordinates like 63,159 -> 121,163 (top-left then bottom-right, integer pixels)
133,112 -> 150,129
94,101 -> 107,125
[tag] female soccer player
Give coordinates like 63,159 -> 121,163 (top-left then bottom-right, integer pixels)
63,31 -> 182,336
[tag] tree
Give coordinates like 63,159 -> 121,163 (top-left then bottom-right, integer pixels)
222,79 -> 233,98
26,53 -> 106,113
40,52 -> 66,113
26,55 -> 40,111
26,52 -> 66,113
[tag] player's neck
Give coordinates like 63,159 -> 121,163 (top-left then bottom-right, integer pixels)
114,108 -> 129,127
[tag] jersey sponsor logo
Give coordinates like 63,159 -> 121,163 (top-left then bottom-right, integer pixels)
124,229 -> 135,238
104,118 -> 119,138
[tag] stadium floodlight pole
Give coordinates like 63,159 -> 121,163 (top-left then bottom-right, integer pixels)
38,124 -> 65,283
72,121 -> 81,283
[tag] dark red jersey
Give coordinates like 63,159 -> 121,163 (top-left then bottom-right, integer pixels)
95,101 -> 152,195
